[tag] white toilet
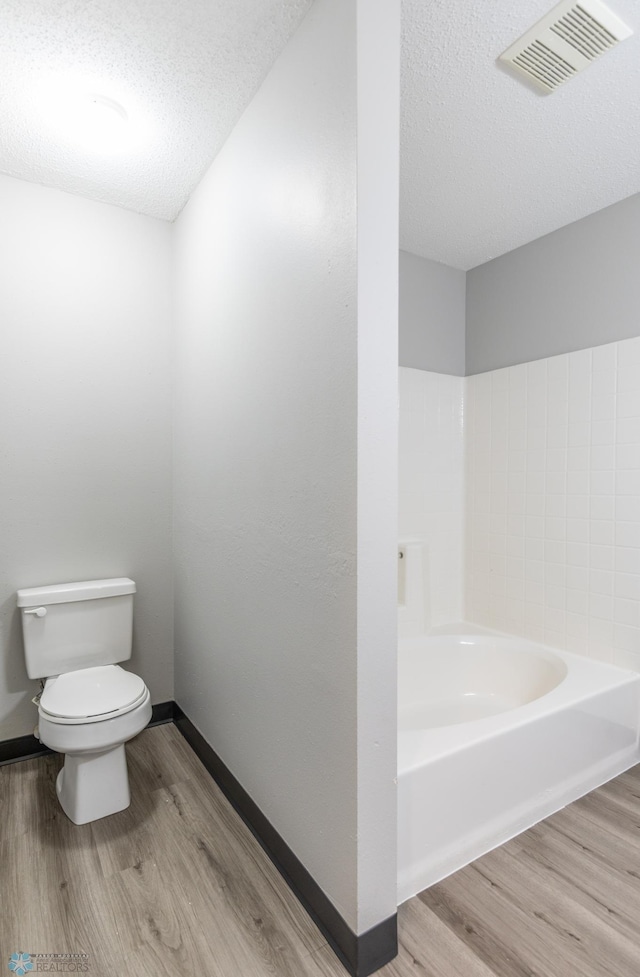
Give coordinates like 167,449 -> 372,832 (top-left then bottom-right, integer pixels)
17,577 -> 151,825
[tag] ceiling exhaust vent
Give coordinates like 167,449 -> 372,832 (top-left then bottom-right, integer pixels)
499,0 -> 633,93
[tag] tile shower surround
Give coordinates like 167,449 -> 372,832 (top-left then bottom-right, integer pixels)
399,369 -> 465,626
400,335 -> 640,669
467,337 -> 640,669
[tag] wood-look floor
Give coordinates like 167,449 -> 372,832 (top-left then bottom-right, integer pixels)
1,725 -> 640,977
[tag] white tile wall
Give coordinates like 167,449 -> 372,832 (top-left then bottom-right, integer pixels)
399,368 -> 465,626
465,337 -> 640,669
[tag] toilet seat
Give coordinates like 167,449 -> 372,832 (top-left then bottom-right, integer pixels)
39,665 -> 147,725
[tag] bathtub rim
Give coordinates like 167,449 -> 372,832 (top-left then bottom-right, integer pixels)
396,623 -> 640,904
398,623 -> 640,773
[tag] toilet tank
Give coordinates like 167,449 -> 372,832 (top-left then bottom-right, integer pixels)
17,578 -> 136,680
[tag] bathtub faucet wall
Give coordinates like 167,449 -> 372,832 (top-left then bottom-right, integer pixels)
398,538 -> 430,639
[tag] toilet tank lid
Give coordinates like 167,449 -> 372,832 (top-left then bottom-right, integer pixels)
17,577 -> 136,607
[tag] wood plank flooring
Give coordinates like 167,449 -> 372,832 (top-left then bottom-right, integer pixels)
1,724 -> 640,977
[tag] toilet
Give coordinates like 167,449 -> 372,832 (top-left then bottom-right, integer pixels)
17,577 -> 151,825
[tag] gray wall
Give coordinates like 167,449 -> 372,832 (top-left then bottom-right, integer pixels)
173,0 -> 398,934
466,192 -> 640,375
399,249 -> 466,375
0,173 -> 174,738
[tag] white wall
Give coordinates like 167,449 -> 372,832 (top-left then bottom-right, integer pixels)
399,369 -> 465,626
0,174 -> 174,739
465,339 -> 640,669
356,0 -> 400,929
399,251 -> 466,376
173,0 -> 398,935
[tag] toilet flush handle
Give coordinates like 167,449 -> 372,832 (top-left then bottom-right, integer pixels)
23,606 -> 47,618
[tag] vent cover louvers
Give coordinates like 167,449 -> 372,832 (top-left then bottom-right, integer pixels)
499,0 -> 633,93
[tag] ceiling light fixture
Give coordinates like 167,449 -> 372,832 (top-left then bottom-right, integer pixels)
38,77 -> 135,155
74,93 -> 130,152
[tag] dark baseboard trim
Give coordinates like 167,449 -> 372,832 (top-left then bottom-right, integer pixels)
147,700 -> 176,727
0,700 -> 175,766
173,703 -> 397,977
353,915 -> 399,977
0,699 -> 398,975
0,732 -> 51,766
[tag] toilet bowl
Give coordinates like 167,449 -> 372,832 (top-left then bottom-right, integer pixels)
37,664 -> 152,824
17,577 -> 151,825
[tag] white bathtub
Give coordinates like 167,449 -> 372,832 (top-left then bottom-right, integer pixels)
397,626 -> 640,904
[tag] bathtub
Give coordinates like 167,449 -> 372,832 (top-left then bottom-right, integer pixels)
397,625 -> 640,904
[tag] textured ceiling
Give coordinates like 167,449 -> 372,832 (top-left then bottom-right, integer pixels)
2,0 -> 639,265
0,0 -> 311,220
401,0 -> 640,269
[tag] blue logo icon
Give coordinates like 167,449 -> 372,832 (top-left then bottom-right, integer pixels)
8,954 -> 33,976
